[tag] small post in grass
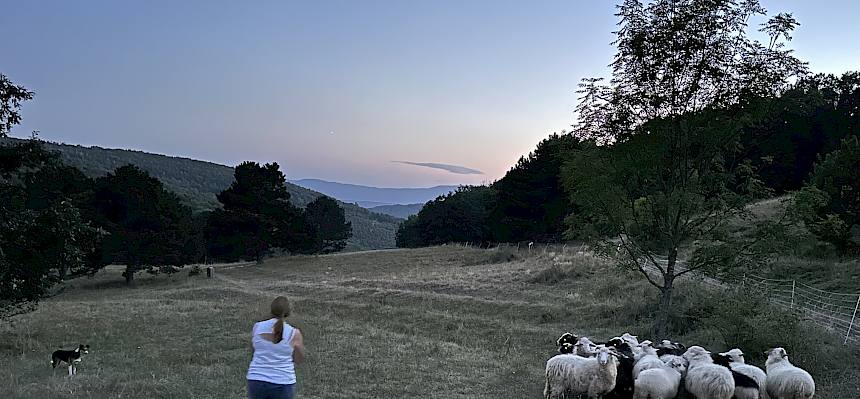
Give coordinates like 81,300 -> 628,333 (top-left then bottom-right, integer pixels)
206,266 -> 214,278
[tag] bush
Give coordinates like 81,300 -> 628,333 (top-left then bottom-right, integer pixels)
671,282 -> 860,374
465,247 -> 518,266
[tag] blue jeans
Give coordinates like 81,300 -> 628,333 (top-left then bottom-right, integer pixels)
247,379 -> 295,399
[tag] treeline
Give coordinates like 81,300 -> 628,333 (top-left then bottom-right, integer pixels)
396,132 -> 581,246
397,72 -> 860,250
1,74 -> 352,318
0,137 -> 402,250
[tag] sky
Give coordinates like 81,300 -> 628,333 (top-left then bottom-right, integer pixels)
2,1 -> 858,187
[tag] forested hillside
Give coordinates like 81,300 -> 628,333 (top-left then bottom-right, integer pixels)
368,203 -> 424,218
0,138 -> 400,250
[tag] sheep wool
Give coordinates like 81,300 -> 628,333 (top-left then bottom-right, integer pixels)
633,362 -> 685,399
765,348 -> 815,399
632,343 -> 664,379
545,347 -> 618,399
683,346 -> 734,399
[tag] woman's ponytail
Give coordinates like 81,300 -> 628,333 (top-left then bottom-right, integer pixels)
270,296 -> 291,344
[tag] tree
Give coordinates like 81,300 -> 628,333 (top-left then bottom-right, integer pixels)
489,133 -> 583,243
566,0 -> 806,336
792,136 -> 860,252
91,165 -> 198,283
0,74 -> 34,137
743,72 -> 860,193
305,196 -> 352,253
395,215 -> 423,248
207,162 -> 308,262
1,76 -> 104,319
395,185 -> 496,247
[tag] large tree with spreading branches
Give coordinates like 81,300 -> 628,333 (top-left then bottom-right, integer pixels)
564,0 -> 807,336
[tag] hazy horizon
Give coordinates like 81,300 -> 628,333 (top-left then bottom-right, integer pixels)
2,0 -> 858,187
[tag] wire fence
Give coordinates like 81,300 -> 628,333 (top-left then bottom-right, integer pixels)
451,241 -> 860,346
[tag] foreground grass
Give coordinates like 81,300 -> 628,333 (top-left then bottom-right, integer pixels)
1,246 -> 857,398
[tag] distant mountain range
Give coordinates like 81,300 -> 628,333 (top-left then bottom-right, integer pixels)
1,138 -> 402,251
292,178 -> 457,207
368,203 -> 425,218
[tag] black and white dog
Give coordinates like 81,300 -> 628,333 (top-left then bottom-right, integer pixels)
51,344 -> 90,376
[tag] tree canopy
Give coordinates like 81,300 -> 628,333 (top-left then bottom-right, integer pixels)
207,161 -> 310,262
792,136 -> 860,253
0,74 -> 33,137
305,196 -> 352,254
91,164 -> 199,283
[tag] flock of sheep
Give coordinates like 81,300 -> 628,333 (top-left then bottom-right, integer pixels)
544,332 -> 815,399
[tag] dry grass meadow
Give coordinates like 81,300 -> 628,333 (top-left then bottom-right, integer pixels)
2,246 -> 858,398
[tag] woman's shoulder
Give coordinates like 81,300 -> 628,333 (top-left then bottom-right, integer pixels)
253,318 -> 277,332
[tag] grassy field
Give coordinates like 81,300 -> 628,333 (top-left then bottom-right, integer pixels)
2,246 -> 858,398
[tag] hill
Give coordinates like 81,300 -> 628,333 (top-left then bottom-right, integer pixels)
3,246 -> 856,398
0,137 -> 401,251
368,203 -> 424,218
292,178 -> 456,206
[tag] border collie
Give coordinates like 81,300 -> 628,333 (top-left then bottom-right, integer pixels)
51,344 -> 90,376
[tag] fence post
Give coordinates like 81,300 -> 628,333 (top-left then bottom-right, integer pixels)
791,280 -> 796,309
846,295 -> 860,345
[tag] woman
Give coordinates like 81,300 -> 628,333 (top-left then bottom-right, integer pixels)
247,296 -> 306,399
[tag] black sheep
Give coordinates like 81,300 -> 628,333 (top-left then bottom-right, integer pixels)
603,341 -> 635,399
555,332 -> 578,354
712,353 -> 760,394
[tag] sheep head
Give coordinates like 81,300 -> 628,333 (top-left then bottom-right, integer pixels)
620,332 -> 639,345
682,346 -> 713,364
558,343 -> 575,354
575,337 -> 599,356
596,346 -> 616,367
637,340 -> 657,356
766,347 -> 789,366
556,332 -> 578,347
664,355 -> 688,373
722,348 -> 744,364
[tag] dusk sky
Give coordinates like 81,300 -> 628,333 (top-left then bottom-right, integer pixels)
2,1 -> 858,187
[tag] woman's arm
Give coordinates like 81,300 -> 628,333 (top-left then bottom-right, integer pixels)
291,328 -> 306,365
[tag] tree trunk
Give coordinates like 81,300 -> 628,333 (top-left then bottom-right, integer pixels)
655,282 -> 674,338
655,248 -> 678,338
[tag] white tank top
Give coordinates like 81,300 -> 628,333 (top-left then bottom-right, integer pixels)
246,318 -> 296,385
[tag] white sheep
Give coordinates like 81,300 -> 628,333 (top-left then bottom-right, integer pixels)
633,341 -> 664,379
661,353 -> 688,369
683,346 -> 734,399
633,359 -> 686,399
765,347 -> 815,399
621,333 -> 639,346
575,337 -> 600,357
659,354 -> 687,368
544,346 -> 619,399
722,348 -> 769,399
